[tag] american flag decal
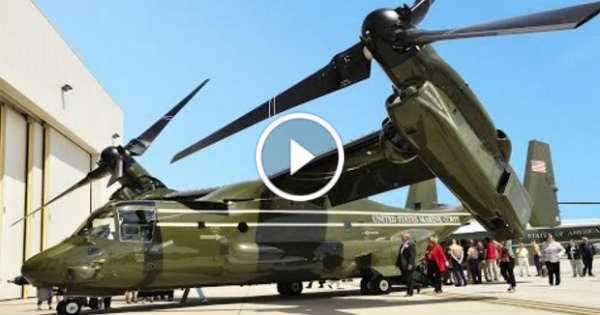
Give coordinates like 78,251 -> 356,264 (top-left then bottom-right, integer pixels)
531,160 -> 547,173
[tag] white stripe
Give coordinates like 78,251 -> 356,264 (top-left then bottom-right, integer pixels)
158,209 -> 471,217
157,222 -> 462,228
353,223 -> 461,227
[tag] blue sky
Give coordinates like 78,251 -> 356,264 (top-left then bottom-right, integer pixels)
34,0 -> 600,218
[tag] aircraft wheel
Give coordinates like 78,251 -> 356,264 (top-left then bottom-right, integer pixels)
360,278 -> 370,295
277,282 -> 303,296
369,276 -> 391,295
88,297 -> 105,310
277,283 -> 290,295
57,299 -> 82,315
103,297 -> 112,309
288,282 -> 303,295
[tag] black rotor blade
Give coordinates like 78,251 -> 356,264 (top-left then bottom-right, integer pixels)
107,158 -> 123,187
125,79 -> 210,156
11,167 -> 108,227
410,1 -> 600,45
171,43 -> 371,163
409,0 -> 435,25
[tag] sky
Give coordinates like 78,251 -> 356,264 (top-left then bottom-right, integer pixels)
33,0 -> 600,218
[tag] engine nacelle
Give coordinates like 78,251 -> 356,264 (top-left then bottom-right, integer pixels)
380,117 -> 418,164
496,129 -> 512,161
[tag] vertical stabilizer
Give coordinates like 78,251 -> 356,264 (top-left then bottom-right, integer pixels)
405,179 -> 438,210
524,140 -> 560,227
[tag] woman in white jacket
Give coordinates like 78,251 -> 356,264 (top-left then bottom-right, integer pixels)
543,234 -> 565,286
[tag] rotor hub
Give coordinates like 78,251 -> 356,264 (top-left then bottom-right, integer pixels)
362,9 -> 405,42
100,146 -> 121,166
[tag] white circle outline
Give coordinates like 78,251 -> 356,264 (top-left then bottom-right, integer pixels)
255,113 -> 345,202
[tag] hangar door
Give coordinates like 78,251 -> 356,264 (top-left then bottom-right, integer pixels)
46,129 -> 91,247
0,107 -> 27,300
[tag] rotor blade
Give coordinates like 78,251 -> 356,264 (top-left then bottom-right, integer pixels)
409,0 -> 435,25
410,1 -> 600,45
558,202 -> 600,205
171,43 -> 371,163
10,167 -> 108,227
107,158 -> 123,187
125,79 -> 210,156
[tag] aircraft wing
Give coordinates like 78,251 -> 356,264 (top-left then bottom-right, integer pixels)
270,130 -> 435,206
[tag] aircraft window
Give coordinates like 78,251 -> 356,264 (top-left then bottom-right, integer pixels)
118,209 -> 156,242
77,211 -> 116,240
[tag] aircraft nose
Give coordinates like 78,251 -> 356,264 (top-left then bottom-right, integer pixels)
21,252 -> 64,287
21,256 -> 43,286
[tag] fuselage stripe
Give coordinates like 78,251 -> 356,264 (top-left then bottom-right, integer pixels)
157,209 -> 471,217
156,222 -> 463,228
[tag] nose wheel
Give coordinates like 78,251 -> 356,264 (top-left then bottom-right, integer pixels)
277,281 -> 304,296
56,299 -> 82,315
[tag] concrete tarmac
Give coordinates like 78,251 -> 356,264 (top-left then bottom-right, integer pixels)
2,263 -> 600,315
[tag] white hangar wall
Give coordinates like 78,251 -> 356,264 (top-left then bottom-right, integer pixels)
0,1 -> 124,299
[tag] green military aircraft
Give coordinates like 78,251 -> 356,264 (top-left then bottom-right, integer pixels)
15,80 -> 472,314
13,1 -> 600,315
172,0 -> 600,241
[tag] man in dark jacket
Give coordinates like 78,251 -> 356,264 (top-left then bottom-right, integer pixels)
580,237 -> 596,277
396,232 -> 417,296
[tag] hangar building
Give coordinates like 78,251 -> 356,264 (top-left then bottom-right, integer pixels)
0,1 -> 123,299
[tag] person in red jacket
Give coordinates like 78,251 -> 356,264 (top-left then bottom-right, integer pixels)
426,236 -> 447,293
484,237 -> 500,281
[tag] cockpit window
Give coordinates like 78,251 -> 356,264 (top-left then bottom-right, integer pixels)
118,207 -> 157,243
77,211 -> 116,240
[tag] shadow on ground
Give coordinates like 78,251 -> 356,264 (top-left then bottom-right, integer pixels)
48,288 -> 495,315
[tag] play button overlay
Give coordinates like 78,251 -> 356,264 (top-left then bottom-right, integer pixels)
256,113 -> 345,202
289,139 -> 316,176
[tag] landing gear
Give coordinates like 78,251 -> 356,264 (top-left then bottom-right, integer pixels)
277,281 -> 304,296
88,298 -> 103,310
360,278 -> 369,295
370,276 -> 392,295
56,299 -> 82,315
88,297 -> 111,310
360,276 -> 392,295
103,297 -> 112,309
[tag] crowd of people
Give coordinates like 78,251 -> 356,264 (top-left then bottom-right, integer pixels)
416,233 -> 597,295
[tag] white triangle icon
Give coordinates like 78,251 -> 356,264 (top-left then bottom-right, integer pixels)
290,139 -> 316,176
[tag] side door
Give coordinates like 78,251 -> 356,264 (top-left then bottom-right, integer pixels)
111,204 -> 160,288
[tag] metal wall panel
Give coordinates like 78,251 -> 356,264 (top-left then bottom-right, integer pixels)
0,107 -> 26,299
29,122 -> 43,256
46,129 -> 90,247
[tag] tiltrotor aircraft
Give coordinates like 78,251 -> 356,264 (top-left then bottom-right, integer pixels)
14,1 -> 600,315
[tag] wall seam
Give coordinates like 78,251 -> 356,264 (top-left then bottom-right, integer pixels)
0,104 -> 6,291
22,118 -> 35,298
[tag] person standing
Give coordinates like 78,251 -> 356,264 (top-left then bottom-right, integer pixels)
566,240 -> 583,277
485,238 -> 500,281
396,232 -> 417,296
515,242 -> 531,277
195,287 -> 208,304
580,237 -> 596,277
543,234 -> 565,286
498,241 -> 517,292
532,240 -> 543,276
426,236 -> 447,294
449,239 -> 467,286
36,286 -> 53,310
125,291 -> 138,304
467,240 -> 482,284
477,241 -> 488,281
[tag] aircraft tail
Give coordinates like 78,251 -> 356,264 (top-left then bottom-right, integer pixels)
524,140 -> 560,227
405,179 -> 438,210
